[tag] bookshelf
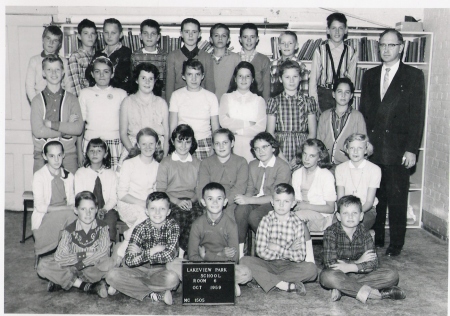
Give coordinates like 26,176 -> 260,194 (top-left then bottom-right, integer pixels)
61,23 -> 432,228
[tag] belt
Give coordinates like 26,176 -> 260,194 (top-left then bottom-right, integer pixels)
319,83 -> 334,89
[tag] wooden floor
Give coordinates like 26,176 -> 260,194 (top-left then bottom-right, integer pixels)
3,211 -> 448,315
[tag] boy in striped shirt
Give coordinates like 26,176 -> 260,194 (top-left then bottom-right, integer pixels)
241,183 -> 317,294
37,191 -> 117,298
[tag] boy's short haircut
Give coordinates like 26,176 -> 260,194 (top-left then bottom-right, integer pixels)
333,77 -> 355,93
250,132 -> 280,157
181,18 -> 201,31
43,139 -> 64,154
213,128 -> 235,143
42,25 -> 63,42
42,54 -> 64,70
75,190 -> 98,208
104,18 -> 123,33
146,191 -> 171,208
336,195 -> 362,214
140,19 -> 161,34
210,23 -> 230,38
182,58 -> 204,75
379,28 -> 404,43
326,13 -> 348,28
279,31 -> 298,42
343,133 -> 374,157
278,59 -> 301,77
202,182 -> 226,198
239,23 -> 258,37
273,183 -> 295,197
77,19 -> 97,34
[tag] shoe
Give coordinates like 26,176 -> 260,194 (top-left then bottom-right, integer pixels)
47,281 -> 62,292
331,289 -> 342,302
107,286 -> 118,296
89,280 -> 108,298
247,280 -> 261,289
294,282 -> 306,296
380,286 -> 406,300
385,246 -> 402,257
150,290 -> 173,305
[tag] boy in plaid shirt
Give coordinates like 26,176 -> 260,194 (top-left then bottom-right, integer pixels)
106,192 -> 180,305
241,183 -> 317,294
67,19 -> 97,97
319,195 -> 405,303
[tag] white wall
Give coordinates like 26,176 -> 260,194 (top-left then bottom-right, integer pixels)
5,6 -> 425,210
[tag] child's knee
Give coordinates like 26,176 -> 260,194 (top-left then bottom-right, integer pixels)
165,270 -> 180,288
105,267 -> 122,285
166,258 -> 183,280
383,268 -> 399,285
304,262 -> 318,280
319,269 -> 341,288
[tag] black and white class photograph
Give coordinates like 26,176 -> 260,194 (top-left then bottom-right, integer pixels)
3,1 -> 449,315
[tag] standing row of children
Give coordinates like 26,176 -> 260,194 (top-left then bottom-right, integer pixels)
28,13 -> 359,169
28,12 -> 406,306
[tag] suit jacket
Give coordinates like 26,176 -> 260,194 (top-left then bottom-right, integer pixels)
245,157 -> 291,197
359,62 -> 425,165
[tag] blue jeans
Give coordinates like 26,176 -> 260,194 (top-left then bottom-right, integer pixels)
319,267 -> 399,303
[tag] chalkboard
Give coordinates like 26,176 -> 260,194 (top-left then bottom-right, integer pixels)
182,261 -> 235,305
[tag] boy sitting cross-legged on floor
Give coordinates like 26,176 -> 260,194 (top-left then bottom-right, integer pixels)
37,191 -> 117,298
241,183 -> 317,295
106,192 -> 180,305
319,195 -> 406,303
167,182 -> 252,297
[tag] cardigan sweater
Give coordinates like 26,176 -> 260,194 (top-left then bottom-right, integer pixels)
32,165 -> 75,230
245,156 -> 291,197
30,88 -> 84,154
212,50 -> 241,101
292,166 -> 336,207
317,108 -> 367,164
165,49 -> 215,103
249,52 -> 271,102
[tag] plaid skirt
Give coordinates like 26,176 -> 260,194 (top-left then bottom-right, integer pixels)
83,137 -> 122,171
194,137 -> 213,161
275,131 -> 308,164
168,201 -> 205,252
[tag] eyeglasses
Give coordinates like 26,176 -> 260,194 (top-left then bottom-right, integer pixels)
379,43 -> 401,50
253,144 -> 271,153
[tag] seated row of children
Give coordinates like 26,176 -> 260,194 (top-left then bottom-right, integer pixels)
28,13 -> 360,168
37,172 -> 405,305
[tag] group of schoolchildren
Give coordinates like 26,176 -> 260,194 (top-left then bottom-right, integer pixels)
27,12 -> 407,306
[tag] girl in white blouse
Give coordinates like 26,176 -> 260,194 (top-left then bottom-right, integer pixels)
219,61 -> 266,162
292,138 -> 337,232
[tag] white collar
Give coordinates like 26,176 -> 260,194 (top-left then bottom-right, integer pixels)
349,159 -> 367,169
171,152 -> 193,162
142,48 -> 158,54
258,155 -> 276,168
382,59 -> 400,73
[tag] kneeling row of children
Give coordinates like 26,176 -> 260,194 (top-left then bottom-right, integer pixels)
37,182 -> 405,305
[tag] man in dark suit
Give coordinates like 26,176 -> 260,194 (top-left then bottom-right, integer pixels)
359,29 -> 425,257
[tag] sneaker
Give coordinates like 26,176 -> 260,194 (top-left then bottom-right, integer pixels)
150,290 -> 173,305
294,282 -> 306,296
235,284 -> 241,297
47,281 -> 62,292
247,280 -> 261,289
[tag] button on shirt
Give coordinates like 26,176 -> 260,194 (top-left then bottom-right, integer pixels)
256,211 -> 307,262
380,59 -> 400,97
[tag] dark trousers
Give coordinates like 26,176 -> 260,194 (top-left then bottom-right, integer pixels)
235,203 -> 273,243
374,164 -> 410,249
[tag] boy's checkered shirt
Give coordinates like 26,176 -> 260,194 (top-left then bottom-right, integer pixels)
256,210 -> 307,262
125,218 -> 180,267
